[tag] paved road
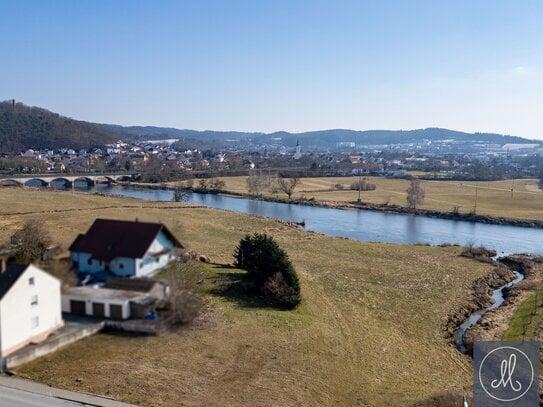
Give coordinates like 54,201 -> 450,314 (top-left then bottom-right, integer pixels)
0,376 -> 136,407
0,385 -> 82,406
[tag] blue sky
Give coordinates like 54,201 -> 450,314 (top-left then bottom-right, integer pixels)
1,0 -> 542,138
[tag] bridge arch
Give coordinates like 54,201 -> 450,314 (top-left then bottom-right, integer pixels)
49,177 -> 72,187
0,179 -> 22,187
73,177 -> 96,186
23,178 -> 50,187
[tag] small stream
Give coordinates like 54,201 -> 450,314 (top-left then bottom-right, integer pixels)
454,270 -> 524,353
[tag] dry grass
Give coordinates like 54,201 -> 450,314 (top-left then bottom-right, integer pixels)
167,176 -> 543,221
1,187 -> 494,406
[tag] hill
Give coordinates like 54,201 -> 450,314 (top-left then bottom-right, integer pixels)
99,123 -> 540,149
0,101 -> 117,152
2,100 -> 538,152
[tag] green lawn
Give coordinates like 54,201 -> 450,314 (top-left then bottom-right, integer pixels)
501,290 -> 543,341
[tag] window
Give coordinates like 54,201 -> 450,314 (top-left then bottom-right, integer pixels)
31,316 -> 39,329
87,258 -> 92,265
31,295 -> 38,306
140,262 -> 143,268
119,263 -> 124,269
28,277 -> 35,286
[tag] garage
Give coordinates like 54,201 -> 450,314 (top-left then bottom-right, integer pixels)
70,300 -> 86,315
62,286 -> 144,320
92,302 -> 105,317
109,304 -> 123,320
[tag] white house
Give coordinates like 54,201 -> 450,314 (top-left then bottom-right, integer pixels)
69,219 -> 183,279
0,263 -> 63,358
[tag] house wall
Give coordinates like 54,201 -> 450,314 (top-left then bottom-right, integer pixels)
135,231 -> 175,277
71,252 -> 104,273
0,265 -> 63,356
61,295 -> 131,319
108,257 -> 136,277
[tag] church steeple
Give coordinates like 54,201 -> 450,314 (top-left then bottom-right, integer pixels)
294,139 -> 302,159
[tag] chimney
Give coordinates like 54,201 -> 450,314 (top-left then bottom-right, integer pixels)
0,259 -> 7,273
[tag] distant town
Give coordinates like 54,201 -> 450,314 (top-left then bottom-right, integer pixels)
2,135 -> 543,183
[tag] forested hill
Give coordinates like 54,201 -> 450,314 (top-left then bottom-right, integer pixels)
0,101 -> 117,152
99,124 -> 539,148
1,100 -> 538,152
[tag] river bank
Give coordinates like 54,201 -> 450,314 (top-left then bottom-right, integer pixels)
446,254 -> 543,354
130,182 -> 543,229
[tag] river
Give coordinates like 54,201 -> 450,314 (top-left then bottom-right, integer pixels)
43,182 -> 542,257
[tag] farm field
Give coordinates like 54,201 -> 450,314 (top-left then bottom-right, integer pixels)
167,176 -> 543,222
0,188 -> 495,406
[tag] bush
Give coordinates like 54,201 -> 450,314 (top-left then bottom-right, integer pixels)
334,183 -> 344,190
234,233 -> 301,309
263,272 -> 301,309
350,179 -> 376,191
168,289 -> 204,325
461,245 -> 497,261
165,261 -> 206,325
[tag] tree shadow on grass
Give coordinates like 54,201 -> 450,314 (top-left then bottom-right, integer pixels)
207,263 -> 271,309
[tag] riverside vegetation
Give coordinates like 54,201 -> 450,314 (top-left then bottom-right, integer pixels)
0,187 -> 516,406
162,175 -> 543,223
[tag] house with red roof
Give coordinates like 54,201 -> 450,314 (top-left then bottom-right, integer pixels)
69,219 -> 183,279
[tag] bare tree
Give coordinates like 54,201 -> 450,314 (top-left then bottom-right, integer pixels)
166,261 -> 205,325
12,219 -> 52,262
277,177 -> 300,200
247,171 -> 267,196
406,179 -> 425,209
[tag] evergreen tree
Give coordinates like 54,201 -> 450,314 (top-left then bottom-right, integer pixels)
234,233 -> 301,309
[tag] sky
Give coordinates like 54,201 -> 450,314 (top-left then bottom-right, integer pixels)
1,0 -> 543,138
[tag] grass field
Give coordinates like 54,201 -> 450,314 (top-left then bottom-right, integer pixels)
169,176 -> 543,221
501,290 -> 543,341
0,188 -> 495,406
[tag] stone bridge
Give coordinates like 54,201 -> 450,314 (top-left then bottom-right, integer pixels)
0,173 -> 137,187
